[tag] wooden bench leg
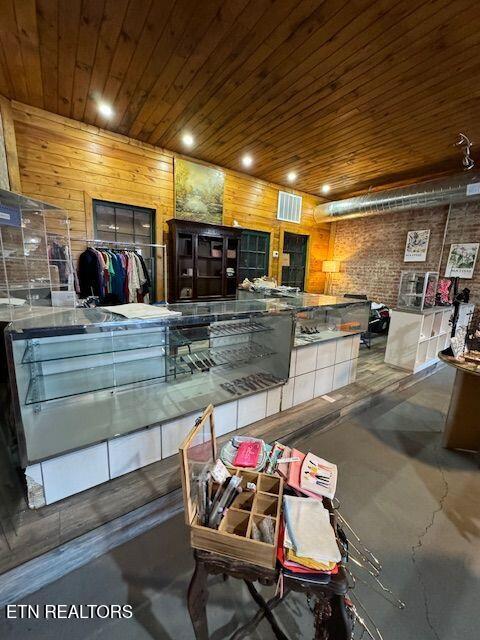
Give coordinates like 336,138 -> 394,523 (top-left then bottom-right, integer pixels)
323,594 -> 353,640
244,580 -> 289,640
188,556 -> 209,640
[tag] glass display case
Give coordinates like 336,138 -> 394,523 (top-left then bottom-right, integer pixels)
5,300 -> 294,465
397,271 -> 438,311
0,188 -> 75,323
238,290 -> 370,347
285,294 -> 370,347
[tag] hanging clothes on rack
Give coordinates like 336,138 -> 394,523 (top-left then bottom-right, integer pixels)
77,246 -> 151,304
48,238 -> 79,292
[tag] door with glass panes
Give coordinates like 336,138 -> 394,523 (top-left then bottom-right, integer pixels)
282,232 -> 308,289
93,200 -> 156,299
238,230 -> 270,281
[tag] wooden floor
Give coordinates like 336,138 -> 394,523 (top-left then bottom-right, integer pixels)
0,335 -> 443,575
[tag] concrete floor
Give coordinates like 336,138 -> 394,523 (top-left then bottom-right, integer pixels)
1,366 -> 479,640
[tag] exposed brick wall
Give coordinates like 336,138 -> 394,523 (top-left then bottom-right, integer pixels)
331,203 -> 479,307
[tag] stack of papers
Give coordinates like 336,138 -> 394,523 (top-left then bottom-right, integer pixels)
0,297 -> 27,306
283,496 -> 341,570
101,303 -> 182,319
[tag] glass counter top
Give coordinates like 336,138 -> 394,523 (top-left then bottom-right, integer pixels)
5,299 -> 289,337
274,292 -> 370,311
237,288 -> 369,310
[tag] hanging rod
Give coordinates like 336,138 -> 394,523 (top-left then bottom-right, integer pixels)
84,238 -> 166,249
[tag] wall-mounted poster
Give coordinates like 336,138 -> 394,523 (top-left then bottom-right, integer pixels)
445,243 -> 479,279
174,158 -> 224,224
404,229 -> 430,262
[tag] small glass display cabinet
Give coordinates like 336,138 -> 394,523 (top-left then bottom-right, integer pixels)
5,300 -> 294,465
397,271 -> 438,311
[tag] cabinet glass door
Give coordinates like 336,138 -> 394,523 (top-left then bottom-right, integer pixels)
178,232 -> 194,300
197,235 -> 223,298
282,232 -> 308,289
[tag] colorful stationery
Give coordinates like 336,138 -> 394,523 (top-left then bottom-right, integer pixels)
300,452 -> 337,500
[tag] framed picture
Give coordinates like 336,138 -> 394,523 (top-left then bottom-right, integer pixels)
404,229 -> 430,262
445,243 -> 479,279
174,158 -> 224,224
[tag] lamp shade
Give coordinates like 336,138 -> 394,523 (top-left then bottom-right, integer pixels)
322,260 -> 340,273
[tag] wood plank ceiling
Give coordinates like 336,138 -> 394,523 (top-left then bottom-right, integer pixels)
1,0 -> 480,198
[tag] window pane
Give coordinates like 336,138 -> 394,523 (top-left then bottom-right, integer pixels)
134,211 -> 152,235
116,208 -> 134,235
96,229 -> 115,242
116,233 -> 135,245
96,206 -> 116,233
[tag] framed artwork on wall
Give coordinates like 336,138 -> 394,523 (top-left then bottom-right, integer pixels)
445,243 -> 479,279
404,229 -> 430,262
174,158 -> 224,224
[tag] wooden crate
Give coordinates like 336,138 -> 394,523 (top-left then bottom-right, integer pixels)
179,404 -> 283,569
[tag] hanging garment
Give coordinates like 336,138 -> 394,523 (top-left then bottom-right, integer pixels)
77,247 -> 152,303
110,252 -> 126,303
78,248 -> 104,297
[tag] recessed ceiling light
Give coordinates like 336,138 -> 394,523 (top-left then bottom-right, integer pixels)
287,171 -> 297,182
242,154 -> 253,168
98,102 -> 114,118
321,184 -> 331,194
182,132 -> 195,148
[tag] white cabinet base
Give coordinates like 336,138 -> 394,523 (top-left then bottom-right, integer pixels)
385,308 -> 452,374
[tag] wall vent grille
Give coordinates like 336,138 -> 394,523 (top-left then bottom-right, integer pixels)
277,191 -> 302,223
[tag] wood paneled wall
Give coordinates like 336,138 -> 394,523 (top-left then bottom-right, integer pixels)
11,101 -> 329,298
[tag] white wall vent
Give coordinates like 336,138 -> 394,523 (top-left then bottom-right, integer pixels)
277,191 -> 302,223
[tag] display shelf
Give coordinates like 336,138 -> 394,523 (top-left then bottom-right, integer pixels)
21,330 -> 168,363
20,320 -> 271,364
7,302 -> 293,462
416,341 -> 428,367
397,271 -> 438,311
294,328 -> 359,346
420,313 -> 435,340
176,341 -> 274,374
432,312 -> 442,336
386,306 -> 452,373
427,336 -> 439,361
25,339 -> 276,404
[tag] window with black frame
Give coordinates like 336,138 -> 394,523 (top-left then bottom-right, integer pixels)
238,230 -> 270,281
93,200 -> 156,297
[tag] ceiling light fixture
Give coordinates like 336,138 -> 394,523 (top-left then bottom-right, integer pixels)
98,102 -> 114,118
242,154 -> 253,168
287,171 -> 297,183
182,132 -> 195,148
321,184 -> 331,194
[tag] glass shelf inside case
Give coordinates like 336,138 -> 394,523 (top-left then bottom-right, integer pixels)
6,302 -> 293,464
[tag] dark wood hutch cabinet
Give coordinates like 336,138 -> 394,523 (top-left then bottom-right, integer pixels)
167,219 -> 242,303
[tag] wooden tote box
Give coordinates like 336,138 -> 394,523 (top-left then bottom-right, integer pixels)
179,404 -> 283,569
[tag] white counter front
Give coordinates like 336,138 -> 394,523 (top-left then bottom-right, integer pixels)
24,333 -> 361,508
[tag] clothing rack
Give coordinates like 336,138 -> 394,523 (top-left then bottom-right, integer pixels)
84,239 -> 168,302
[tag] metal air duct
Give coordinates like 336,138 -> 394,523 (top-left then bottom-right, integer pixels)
314,172 -> 480,222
